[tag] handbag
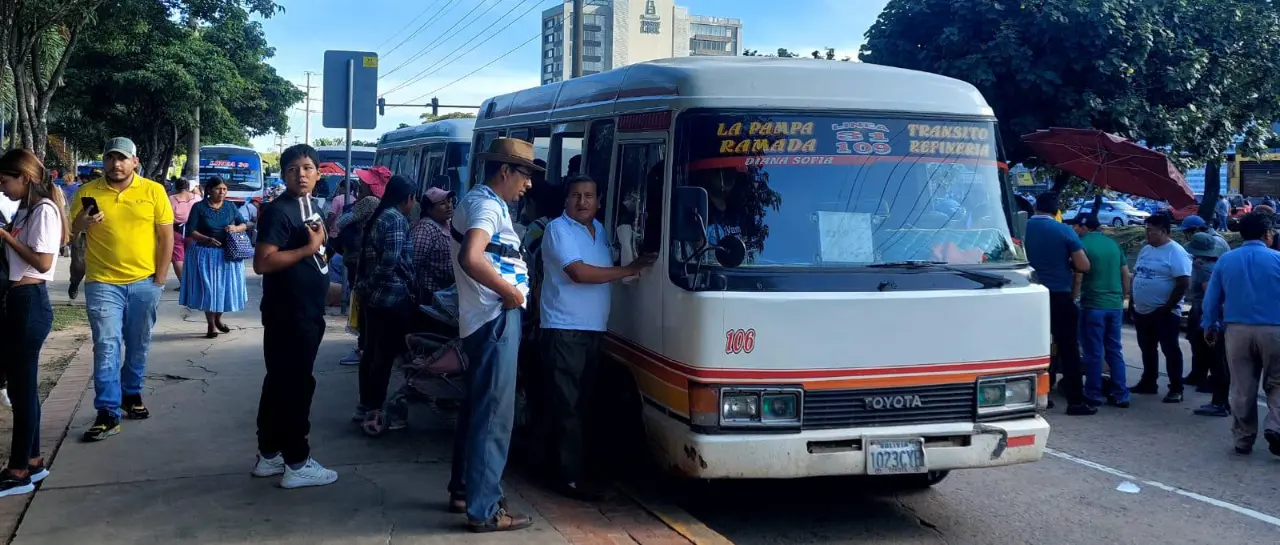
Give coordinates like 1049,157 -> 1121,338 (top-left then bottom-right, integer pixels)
223,230 -> 254,261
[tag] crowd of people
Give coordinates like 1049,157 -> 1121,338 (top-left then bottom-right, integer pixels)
1027,191 -> 1280,457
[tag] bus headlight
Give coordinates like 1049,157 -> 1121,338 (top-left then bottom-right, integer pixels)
719,388 -> 803,427
977,375 -> 1037,415
722,392 -> 760,422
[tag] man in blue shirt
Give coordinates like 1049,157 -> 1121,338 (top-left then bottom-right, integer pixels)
539,175 -> 654,499
1201,211 -> 1280,456
1024,193 -> 1092,415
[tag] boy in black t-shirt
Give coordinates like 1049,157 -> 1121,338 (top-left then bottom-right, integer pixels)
248,144 -> 337,489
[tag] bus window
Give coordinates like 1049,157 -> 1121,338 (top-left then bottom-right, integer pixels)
406,148 -> 423,180
473,131 -> 501,188
423,144 -> 445,187
390,151 -> 407,176
509,128 -> 531,142
611,142 -> 666,264
584,120 -> 615,221
553,134 -> 584,183
445,142 -> 471,193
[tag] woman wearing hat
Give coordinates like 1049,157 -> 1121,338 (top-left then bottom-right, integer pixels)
334,196 -> 381,366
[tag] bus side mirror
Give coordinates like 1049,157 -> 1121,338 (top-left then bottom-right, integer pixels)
672,186 -> 709,244
714,235 -> 747,268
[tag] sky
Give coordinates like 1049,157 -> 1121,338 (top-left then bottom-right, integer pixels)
248,0 -> 890,152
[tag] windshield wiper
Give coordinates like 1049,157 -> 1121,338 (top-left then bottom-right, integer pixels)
866,261 -> 1012,288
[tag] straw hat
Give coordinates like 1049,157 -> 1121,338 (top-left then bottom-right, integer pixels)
475,138 -> 545,172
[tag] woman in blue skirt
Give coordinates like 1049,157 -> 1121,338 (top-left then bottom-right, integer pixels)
180,177 -> 249,338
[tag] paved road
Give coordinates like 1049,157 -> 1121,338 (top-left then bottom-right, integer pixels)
644,327 -> 1280,545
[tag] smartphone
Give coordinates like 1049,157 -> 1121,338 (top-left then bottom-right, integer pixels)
81,196 -> 99,216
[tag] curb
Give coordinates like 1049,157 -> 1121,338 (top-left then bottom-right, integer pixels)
617,483 -> 735,545
0,340 -> 94,545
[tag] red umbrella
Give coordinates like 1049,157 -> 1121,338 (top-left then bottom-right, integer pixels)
1021,128 -> 1196,208
317,162 -> 346,176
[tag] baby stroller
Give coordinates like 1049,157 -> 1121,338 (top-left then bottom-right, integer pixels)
364,287 -> 467,437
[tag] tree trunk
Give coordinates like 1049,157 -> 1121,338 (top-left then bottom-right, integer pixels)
1199,157 -> 1222,227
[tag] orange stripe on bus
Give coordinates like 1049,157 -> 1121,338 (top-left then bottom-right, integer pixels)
603,333 -> 1048,383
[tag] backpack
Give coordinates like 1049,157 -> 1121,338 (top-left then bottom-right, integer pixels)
520,217 -> 551,327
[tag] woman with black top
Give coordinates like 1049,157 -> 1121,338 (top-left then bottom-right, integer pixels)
0,149 -> 70,496
180,177 -> 249,338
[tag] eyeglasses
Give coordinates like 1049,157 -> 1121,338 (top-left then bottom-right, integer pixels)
513,166 -> 534,179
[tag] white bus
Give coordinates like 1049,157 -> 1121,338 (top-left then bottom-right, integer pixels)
375,119 -> 476,195
472,56 -> 1049,486
199,144 -> 263,204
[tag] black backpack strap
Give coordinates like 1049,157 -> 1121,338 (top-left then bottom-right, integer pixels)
450,225 -> 523,261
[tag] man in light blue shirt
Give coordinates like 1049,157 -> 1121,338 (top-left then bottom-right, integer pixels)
539,175 -> 654,500
1201,211 -> 1280,456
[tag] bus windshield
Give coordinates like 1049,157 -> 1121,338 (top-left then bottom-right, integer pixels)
673,111 -> 1019,267
200,149 -> 262,193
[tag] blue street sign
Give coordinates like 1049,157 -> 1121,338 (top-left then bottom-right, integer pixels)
322,50 -> 378,130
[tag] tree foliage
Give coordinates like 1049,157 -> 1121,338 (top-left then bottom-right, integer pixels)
860,0 -> 1280,221
420,111 -> 477,123
52,0 -> 301,178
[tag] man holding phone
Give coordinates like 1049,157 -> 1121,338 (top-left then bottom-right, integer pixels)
249,144 -> 336,489
70,137 -> 175,442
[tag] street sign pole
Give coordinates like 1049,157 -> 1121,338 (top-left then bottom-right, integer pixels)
346,58 -> 354,185
322,50 -> 378,192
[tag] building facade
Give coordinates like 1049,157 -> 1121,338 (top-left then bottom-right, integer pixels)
541,0 -> 742,85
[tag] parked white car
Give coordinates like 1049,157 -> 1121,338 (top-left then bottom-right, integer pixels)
1062,200 -> 1150,226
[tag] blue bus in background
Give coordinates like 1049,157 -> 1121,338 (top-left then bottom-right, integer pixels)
199,144 -> 263,203
315,146 -> 376,173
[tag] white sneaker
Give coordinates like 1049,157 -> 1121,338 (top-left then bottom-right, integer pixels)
279,458 -> 338,489
0,389 -> 10,410
251,454 -> 285,478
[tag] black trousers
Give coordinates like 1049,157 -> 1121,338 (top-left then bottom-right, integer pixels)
540,328 -> 602,484
1049,292 -> 1085,405
358,300 -> 413,410
257,313 -> 325,465
2,284 -> 52,470
1188,308 -> 1231,405
1134,309 -> 1184,393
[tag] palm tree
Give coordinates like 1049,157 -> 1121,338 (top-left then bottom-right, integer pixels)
1,25 -> 72,164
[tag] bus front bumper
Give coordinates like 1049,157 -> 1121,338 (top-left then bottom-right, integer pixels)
643,405 -> 1049,479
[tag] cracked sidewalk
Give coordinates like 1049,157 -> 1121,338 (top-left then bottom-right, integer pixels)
8,268 -> 695,545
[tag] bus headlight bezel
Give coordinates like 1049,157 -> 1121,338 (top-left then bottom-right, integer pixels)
976,374 -> 1038,415
719,387 -> 803,427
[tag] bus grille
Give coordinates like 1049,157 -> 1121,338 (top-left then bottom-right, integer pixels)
802,383 -> 975,429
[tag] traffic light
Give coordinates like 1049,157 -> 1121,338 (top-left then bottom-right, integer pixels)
431,97 -> 439,117
378,97 -> 385,116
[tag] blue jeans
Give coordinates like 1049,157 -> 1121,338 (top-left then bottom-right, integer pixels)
1080,308 -> 1130,405
449,308 -> 521,523
85,279 -> 163,417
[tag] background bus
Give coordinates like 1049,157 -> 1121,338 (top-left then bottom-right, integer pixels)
375,118 -> 475,195
199,144 -> 263,203
315,146 -> 376,173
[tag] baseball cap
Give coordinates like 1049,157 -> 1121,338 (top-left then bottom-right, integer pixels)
103,137 -> 137,159
1180,215 -> 1207,231
425,187 -> 455,204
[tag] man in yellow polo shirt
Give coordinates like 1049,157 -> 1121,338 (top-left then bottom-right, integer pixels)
70,137 -> 175,442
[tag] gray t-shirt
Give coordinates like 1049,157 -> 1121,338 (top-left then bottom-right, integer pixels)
1132,241 -> 1193,315
1188,257 -> 1217,307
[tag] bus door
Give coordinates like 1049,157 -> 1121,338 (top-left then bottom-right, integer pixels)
421,143 -> 446,192
604,123 -> 667,351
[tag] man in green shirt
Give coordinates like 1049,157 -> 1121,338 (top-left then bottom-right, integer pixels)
1071,216 -> 1133,408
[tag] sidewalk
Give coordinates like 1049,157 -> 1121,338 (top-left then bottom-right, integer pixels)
3,265 -> 695,545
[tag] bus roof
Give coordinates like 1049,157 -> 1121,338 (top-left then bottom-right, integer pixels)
315,146 -> 376,153
476,56 -> 994,129
201,144 -> 258,152
377,119 -> 476,149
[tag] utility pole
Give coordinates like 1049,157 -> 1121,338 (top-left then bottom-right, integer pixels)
184,17 -> 201,181
299,71 -> 319,145
571,0 -> 584,78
